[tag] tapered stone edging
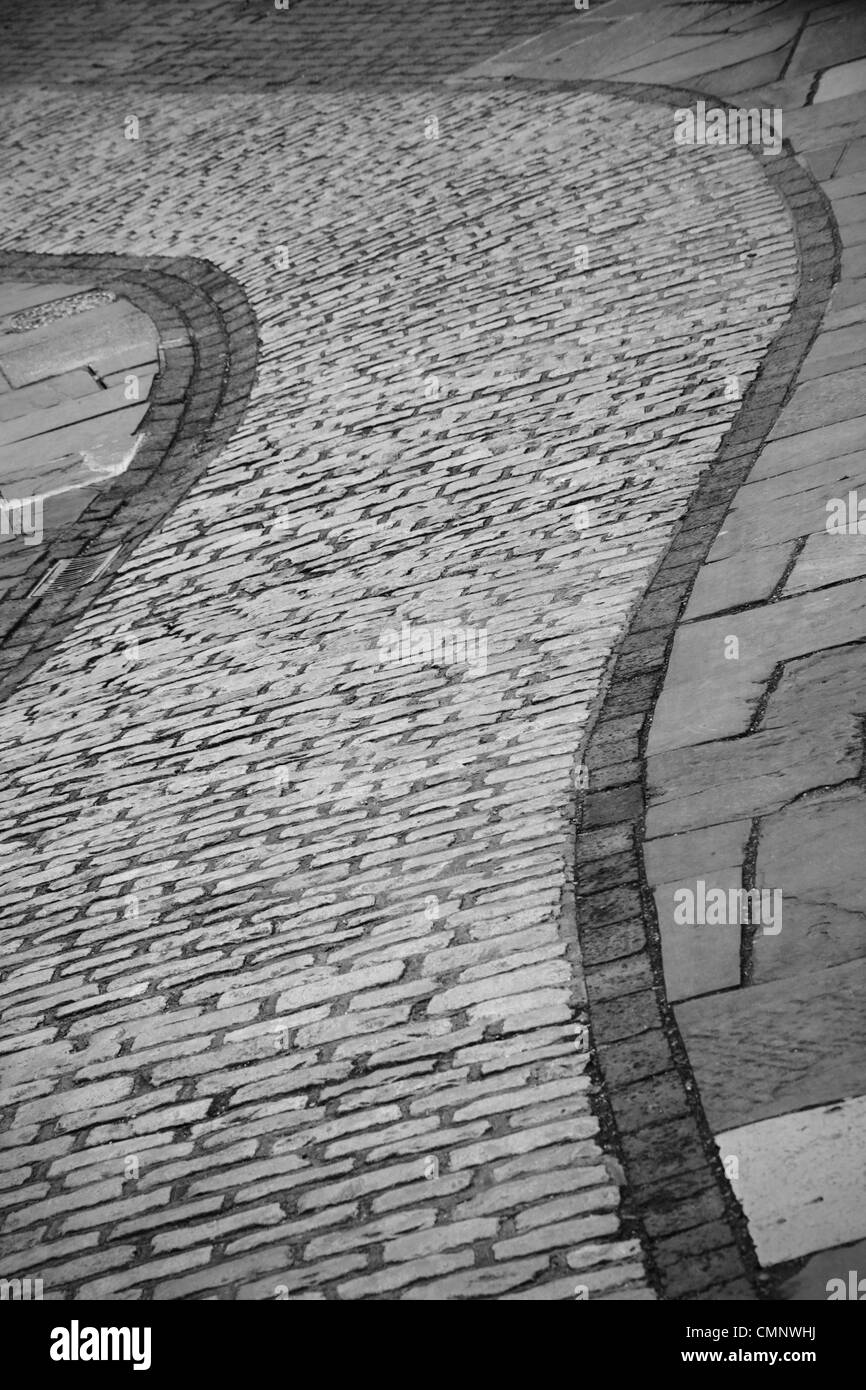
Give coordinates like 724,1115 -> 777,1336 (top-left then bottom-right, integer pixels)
0,252 -> 258,704
505,78 -> 841,1301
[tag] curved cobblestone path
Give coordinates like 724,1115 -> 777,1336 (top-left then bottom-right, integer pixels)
0,6 -> 801,1299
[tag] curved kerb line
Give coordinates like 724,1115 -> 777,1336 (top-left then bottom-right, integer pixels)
451,74 -> 838,1301
0,251 -> 259,707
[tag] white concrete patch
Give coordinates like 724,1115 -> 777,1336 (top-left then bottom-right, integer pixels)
717,1093 -> 866,1265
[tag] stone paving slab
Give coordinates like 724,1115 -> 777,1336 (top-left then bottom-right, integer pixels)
767,364 -> 866,438
643,819 -> 751,884
613,19 -> 802,87
685,537 -> 793,615
715,467 -> 860,547
676,959 -> 866,1130
784,527 -> 866,591
0,368 -> 103,422
800,345 -> 866,379
468,12 -> 682,81
778,1234 -> 866,1300
0,382 -> 145,450
717,1095 -> 866,1265
749,415 -> 865,480
836,135 -> 866,175
817,56 -> 866,104
788,10 -> 866,78
752,785 -> 866,983
0,402 -> 149,489
650,580 -> 866,753
655,869 -> 742,1001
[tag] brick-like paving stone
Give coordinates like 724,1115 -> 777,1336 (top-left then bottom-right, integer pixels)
2,0 -> 855,1302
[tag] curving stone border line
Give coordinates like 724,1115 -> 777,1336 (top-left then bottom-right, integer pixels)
558,81 -> 841,1301
0,252 -> 258,706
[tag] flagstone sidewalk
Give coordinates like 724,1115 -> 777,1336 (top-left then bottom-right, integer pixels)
474,0 -> 866,1301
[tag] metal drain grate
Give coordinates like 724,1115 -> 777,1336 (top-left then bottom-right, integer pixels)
27,544 -> 121,598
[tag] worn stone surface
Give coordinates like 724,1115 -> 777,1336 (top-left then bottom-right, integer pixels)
750,416 -> 866,482
654,870 -> 742,1003
777,1235 -> 866,1300
716,1096 -> 866,1265
752,786 -> 866,982
706,456 -> 866,560
685,539 -> 793,617
643,820 -> 751,884
768,365 -> 866,439
615,20 -> 801,89
648,641 -> 864,837
677,959 -> 866,1131
648,582 -> 866,755
783,528 -> 866,593
788,12 -> 866,79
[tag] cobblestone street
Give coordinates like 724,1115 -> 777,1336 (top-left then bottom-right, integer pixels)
0,0 -> 864,1310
